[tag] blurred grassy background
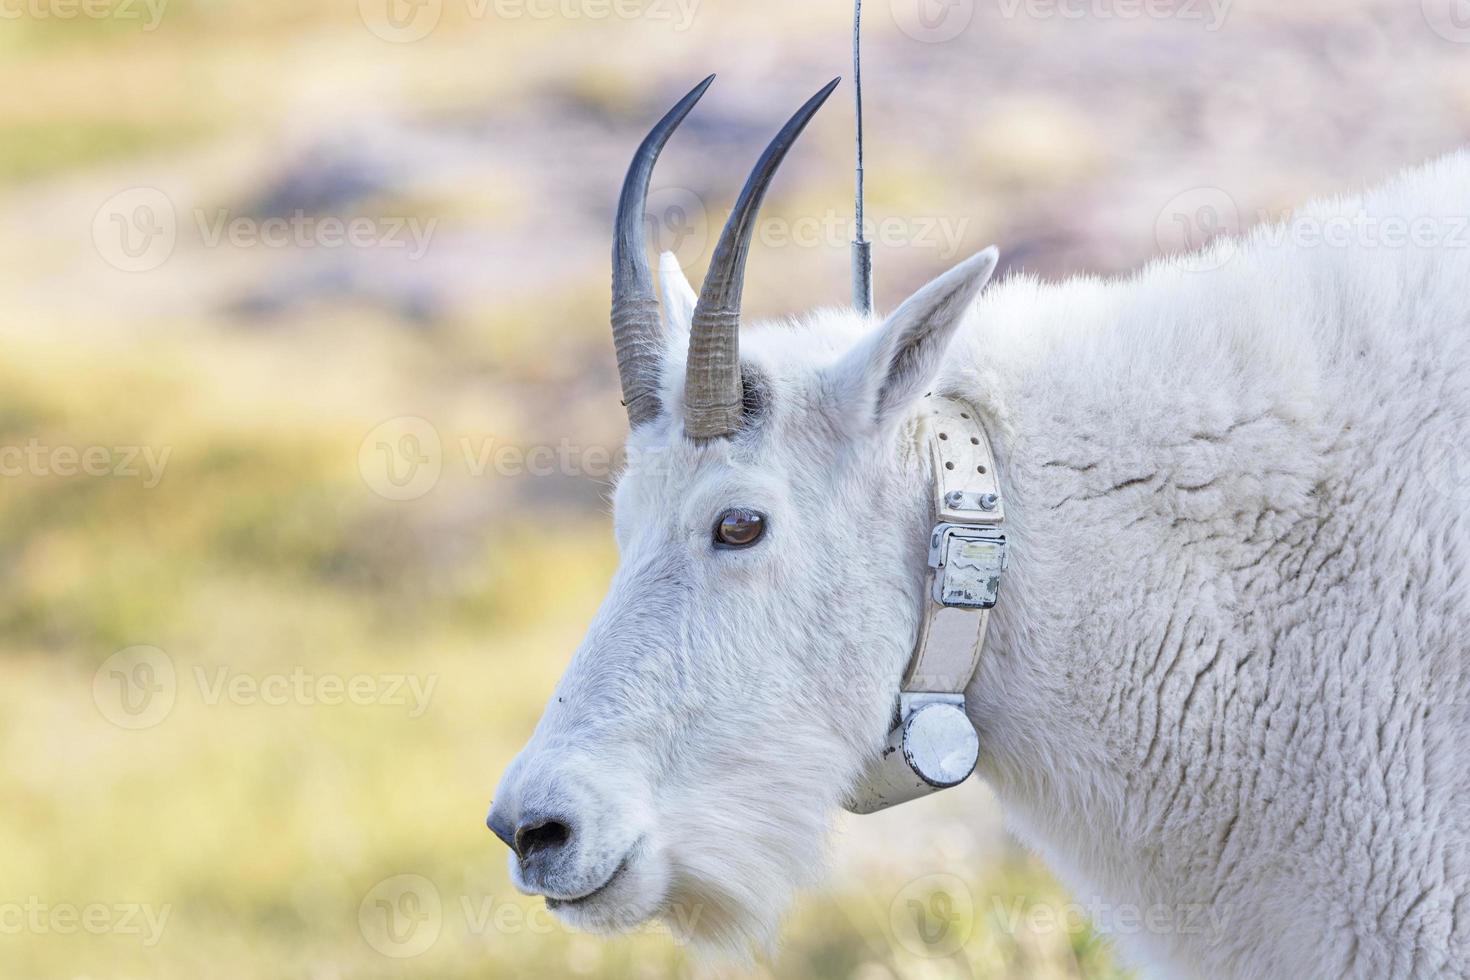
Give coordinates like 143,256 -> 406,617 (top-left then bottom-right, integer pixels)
2,0 -> 1468,977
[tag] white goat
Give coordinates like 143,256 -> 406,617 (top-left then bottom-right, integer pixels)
489,77 -> 1470,979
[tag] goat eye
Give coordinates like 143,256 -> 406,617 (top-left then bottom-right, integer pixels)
714,509 -> 766,548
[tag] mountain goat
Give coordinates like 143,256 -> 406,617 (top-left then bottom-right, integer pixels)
487,76 -> 1470,979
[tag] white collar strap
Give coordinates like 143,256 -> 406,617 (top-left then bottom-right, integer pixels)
844,395 -> 1007,814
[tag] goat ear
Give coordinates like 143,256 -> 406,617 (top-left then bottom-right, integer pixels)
658,251 -> 696,336
832,247 -> 998,431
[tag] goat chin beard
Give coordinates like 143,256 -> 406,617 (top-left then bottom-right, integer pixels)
653,756 -> 855,961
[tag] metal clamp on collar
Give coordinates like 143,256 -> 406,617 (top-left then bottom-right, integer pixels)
931,525 -> 1007,609
846,395 -> 1007,814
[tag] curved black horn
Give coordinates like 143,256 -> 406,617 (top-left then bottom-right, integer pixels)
611,75 -> 715,428
685,78 -> 841,439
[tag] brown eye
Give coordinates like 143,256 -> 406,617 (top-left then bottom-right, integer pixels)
715,509 -> 766,548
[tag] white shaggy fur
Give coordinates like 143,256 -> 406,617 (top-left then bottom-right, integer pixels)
492,152 -> 1470,976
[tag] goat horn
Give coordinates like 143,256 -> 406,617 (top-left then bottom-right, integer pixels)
684,78 -> 841,439
611,75 -> 716,429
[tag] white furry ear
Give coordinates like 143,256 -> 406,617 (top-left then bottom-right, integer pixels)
658,251 -> 696,336
831,247 -> 999,431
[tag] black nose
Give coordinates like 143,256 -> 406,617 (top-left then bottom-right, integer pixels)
486,810 -> 574,861
486,810 -> 517,850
